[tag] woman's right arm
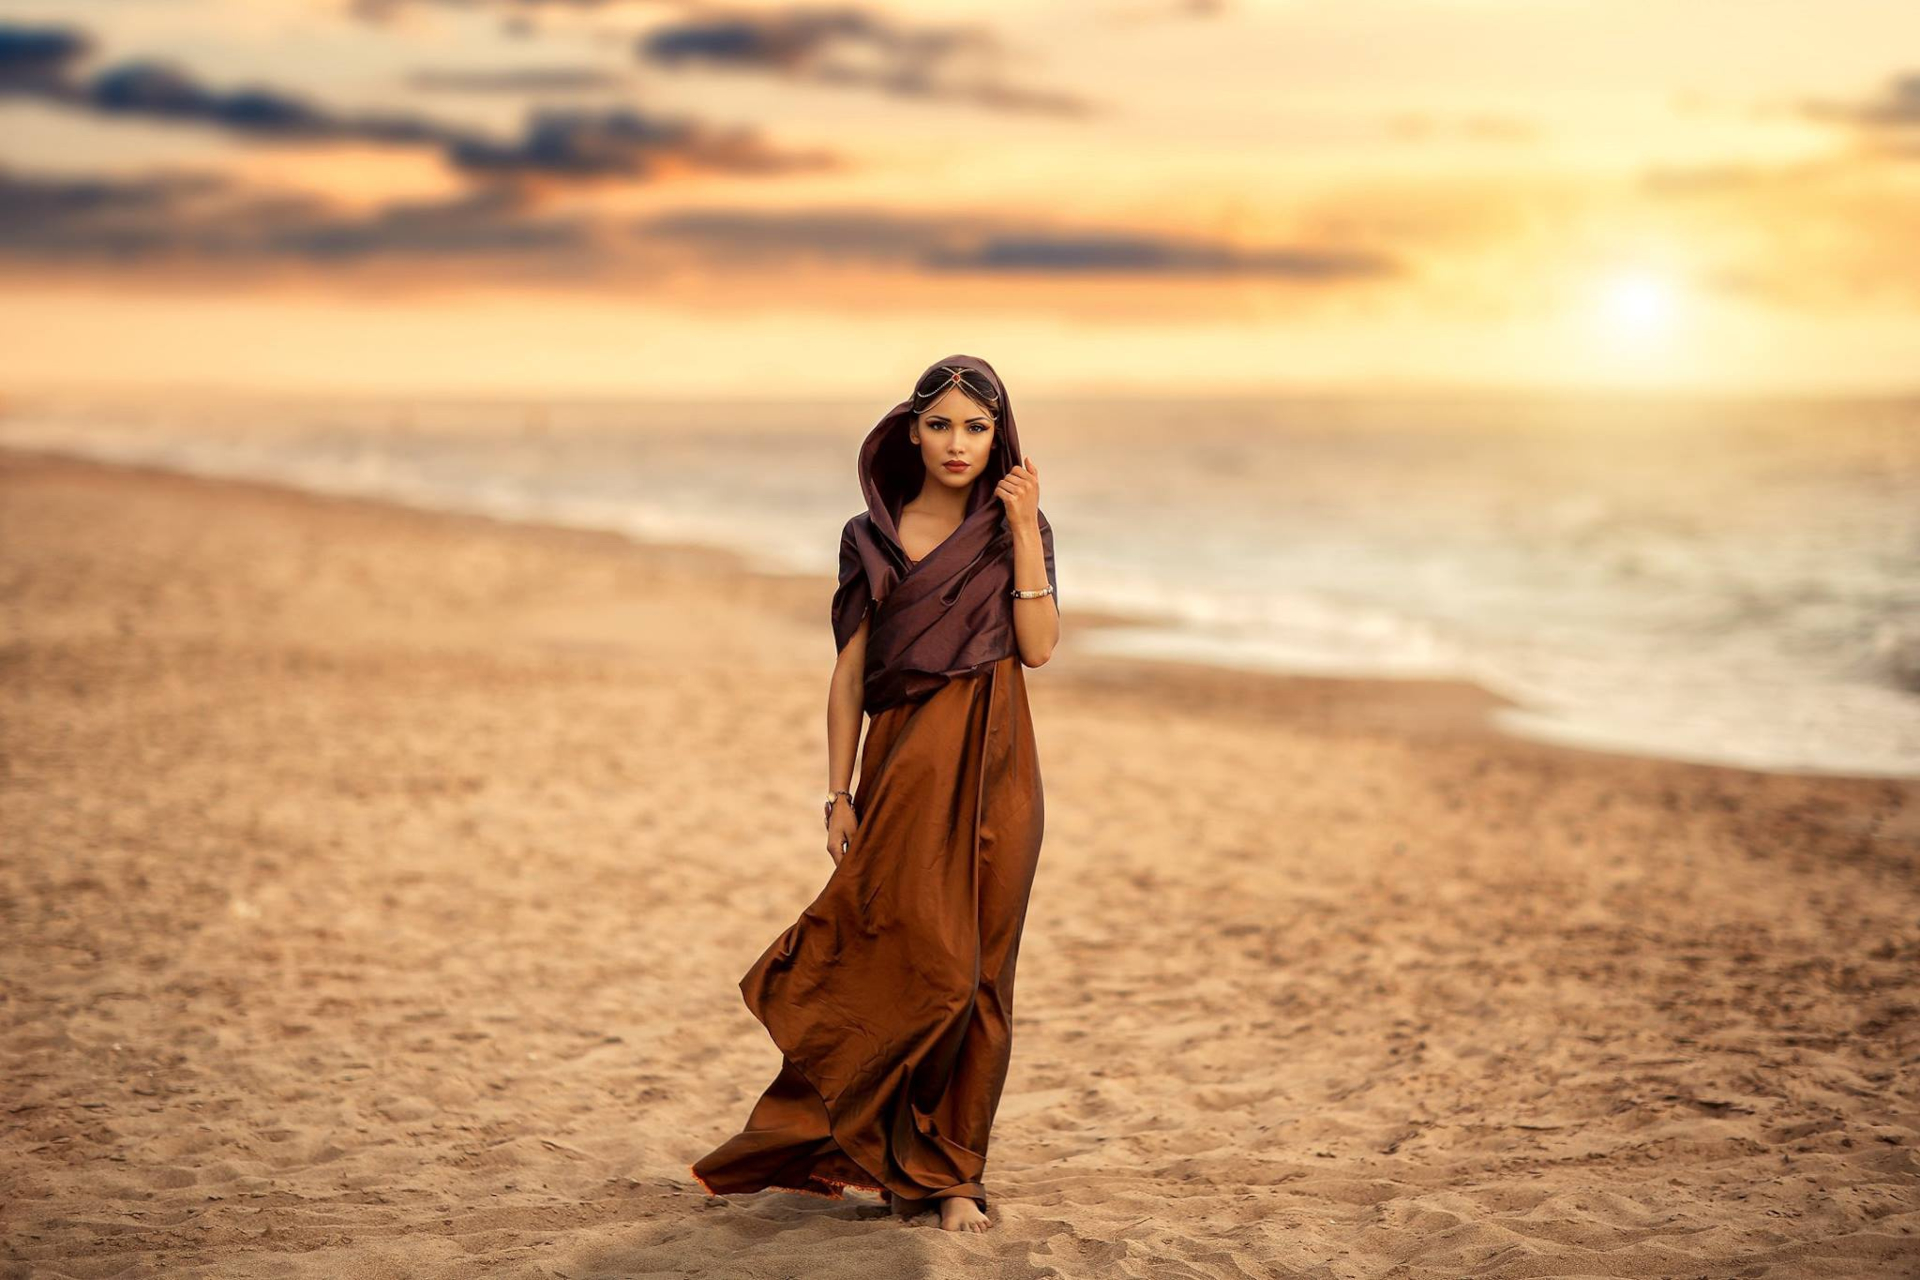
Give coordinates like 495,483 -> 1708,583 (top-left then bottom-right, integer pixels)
824,612 -> 870,864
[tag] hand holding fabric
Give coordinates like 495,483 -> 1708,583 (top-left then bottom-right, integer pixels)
995,454 -> 1041,530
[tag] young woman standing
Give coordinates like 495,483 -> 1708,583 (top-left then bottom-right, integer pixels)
691,354 -> 1059,1234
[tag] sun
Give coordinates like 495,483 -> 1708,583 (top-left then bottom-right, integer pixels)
1593,269 -> 1682,345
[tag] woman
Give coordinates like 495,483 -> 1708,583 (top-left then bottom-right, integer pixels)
689,354 -> 1059,1234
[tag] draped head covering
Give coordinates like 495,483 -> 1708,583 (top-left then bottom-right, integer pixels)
831,353 -> 1058,714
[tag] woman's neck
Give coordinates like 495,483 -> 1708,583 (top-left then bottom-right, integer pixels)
904,482 -> 971,525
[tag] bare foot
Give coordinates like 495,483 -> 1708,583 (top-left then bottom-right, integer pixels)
937,1196 -> 990,1233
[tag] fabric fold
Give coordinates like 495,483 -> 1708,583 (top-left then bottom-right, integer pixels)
830,353 -> 1057,713
691,652 -> 1044,1214
692,354 -> 1050,1218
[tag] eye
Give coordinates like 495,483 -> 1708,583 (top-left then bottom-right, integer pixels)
968,423 -> 989,433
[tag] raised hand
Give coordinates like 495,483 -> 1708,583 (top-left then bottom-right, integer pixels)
994,453 -> 1040,528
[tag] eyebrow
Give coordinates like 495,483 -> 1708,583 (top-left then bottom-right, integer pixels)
927,414 -> 992,424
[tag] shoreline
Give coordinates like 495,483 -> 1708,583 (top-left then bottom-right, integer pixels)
1,442 -> 1897,786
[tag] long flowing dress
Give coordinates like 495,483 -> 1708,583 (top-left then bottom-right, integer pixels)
688,632 -> 1044,1213
691,353 -> 1054,1216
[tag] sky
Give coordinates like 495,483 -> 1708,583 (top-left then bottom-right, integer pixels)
1,0 -> 1916,399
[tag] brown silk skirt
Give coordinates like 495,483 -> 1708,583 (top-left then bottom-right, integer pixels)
690,654 -> 1044,1215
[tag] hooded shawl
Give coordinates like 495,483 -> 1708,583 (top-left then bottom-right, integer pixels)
830,353 -> 1057,714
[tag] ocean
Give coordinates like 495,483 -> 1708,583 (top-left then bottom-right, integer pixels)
4,387 -> 1915,779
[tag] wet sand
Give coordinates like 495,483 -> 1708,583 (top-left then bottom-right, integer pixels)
2,447 -> 1916,1278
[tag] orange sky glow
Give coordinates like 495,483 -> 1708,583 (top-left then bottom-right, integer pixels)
1,0 -> 1916,398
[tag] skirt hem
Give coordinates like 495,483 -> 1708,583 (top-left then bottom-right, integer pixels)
688,1160 -> 889,1202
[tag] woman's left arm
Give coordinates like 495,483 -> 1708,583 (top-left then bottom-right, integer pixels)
998,455 -> 1059,668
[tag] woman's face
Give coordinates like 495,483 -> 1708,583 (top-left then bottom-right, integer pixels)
911,384 -> 996,491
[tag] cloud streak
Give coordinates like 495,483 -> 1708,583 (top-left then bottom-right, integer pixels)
640,6 -> 1093,116
351,0 -> 1092,115
0,165 -> 1400,288
407,66 -> 635,93
1799,69 -> 1920,161
0,166 -> 596,266
0,20 -> 834,182
633,206 -> 1400,279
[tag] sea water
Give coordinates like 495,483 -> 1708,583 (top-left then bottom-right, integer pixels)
3,387 -> 1914,779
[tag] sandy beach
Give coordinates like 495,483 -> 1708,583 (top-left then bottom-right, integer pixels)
3,446 -> 1916,1279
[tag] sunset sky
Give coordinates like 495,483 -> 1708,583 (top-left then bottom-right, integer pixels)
1,0 -> 1916,398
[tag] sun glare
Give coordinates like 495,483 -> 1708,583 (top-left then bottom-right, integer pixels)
1594,270 -> 1681,344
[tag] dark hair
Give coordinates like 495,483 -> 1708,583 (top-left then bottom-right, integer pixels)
910,363 -> 1000,419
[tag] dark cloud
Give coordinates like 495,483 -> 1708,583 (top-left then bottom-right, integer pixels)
806,60 -> 1087,116
640,6 -> 1091,116
0,161 -> 1401,289
407,65 -> 635,93
0,165 -> 594,264
1643,73 -> 1920,192
448,105 -> 834,177
0,20 -> 834,181
636,207 -> 967,265
265,187 -> 593,260
83,60 -> 451,143
643,8 -> 990,72
0,168 -> 227,260
634,207 -> 1401,279
0,22 -> 88,87
1803,70 -> 1920,128
347,1 -> 1093,115
0,27 -> 443,143
929,234 -> 1395,278
1799,70 -> 1920,162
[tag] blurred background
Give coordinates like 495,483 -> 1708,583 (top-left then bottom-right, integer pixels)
1,0 -> 1915,776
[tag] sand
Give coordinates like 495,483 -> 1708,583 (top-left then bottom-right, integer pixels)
2,447 -> 1916,1279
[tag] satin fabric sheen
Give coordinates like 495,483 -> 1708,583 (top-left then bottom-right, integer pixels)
690,354 -> 1053,1214
688,651 -> 1044,1212
829,353 -> 1057,714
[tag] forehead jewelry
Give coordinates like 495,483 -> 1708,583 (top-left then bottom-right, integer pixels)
921,365 -> 966,404
929,365 -> 998,405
